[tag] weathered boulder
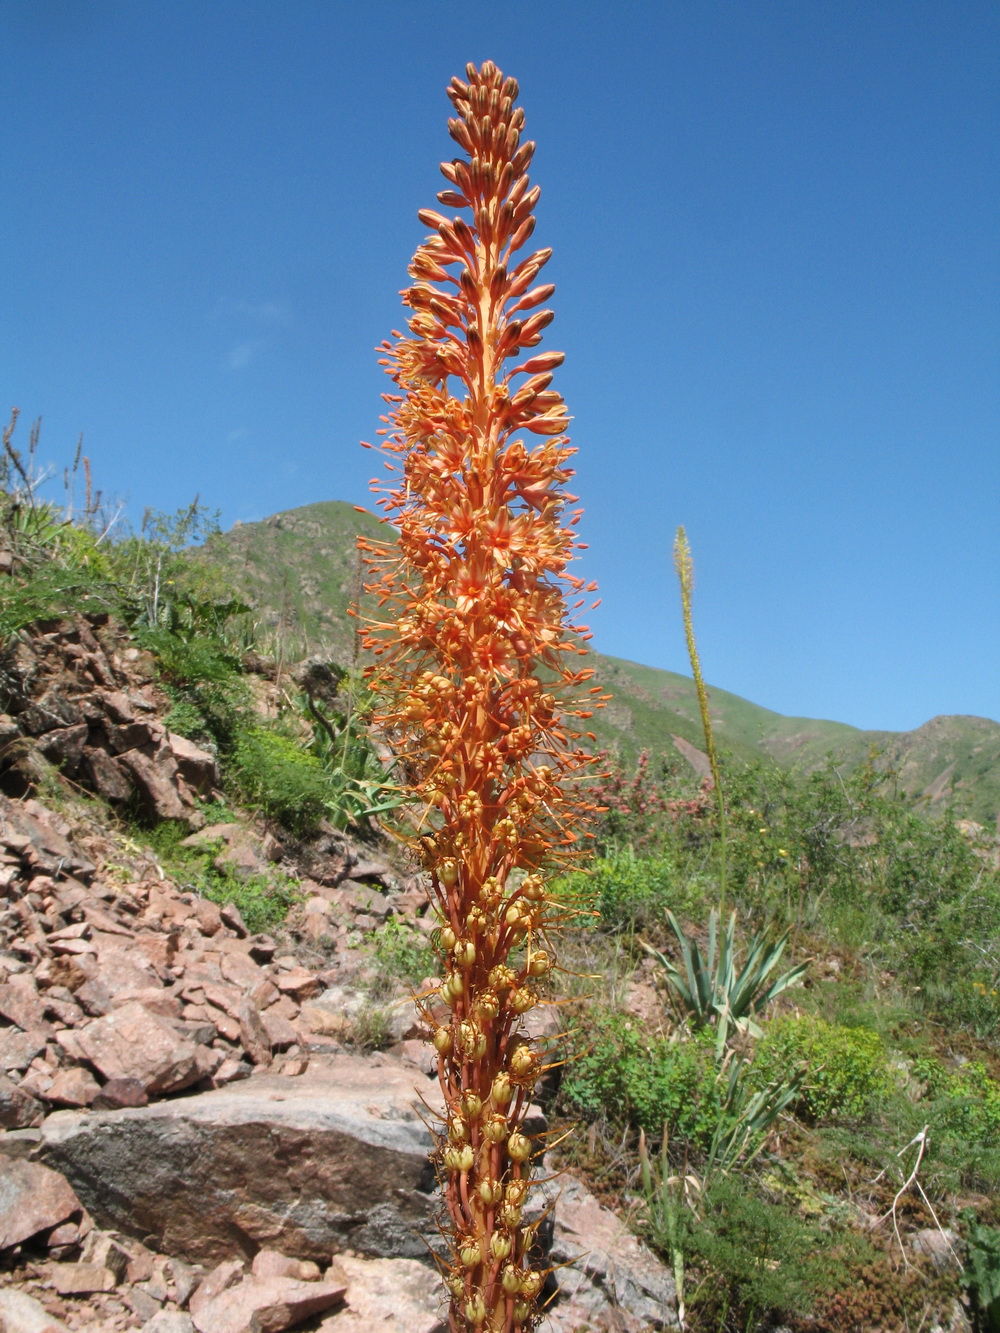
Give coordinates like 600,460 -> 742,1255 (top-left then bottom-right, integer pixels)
38,1058 -> 441,1264
0,1160 -> 83,1250
0,1070 -> 44,1127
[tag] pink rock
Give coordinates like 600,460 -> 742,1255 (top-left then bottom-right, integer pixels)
189,1259 -> 246,1317
46,1067 -> 101,1108
0,1161 -> 82,1250
251,1250 -> 321,1282
191,1275 -> 346,1333
46,1260 -> 117,1294
72,1002 -> 200,1095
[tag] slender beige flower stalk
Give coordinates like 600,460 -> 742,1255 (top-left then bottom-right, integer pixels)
357,61 -> 606,1333
674,525 -> 727,906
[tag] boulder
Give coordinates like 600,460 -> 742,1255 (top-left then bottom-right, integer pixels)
70,1002 -> 200,1095
37,1058 -> 441,1264
142,1316 -> 196,1333
191,1275 -> 346,1333
0,1160 -> 82,1249
117,747 -> 187,821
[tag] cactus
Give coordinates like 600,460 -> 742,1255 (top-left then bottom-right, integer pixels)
358,59 -> 605,1333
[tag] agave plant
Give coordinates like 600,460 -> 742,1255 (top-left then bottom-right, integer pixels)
644,909 -> 807,1057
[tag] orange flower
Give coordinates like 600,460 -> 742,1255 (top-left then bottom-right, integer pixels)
359,60 -> 605,1333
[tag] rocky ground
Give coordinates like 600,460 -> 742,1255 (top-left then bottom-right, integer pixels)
0,614 -> 676,1332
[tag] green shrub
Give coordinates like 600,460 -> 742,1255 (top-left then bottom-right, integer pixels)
198,869 -> 301,935
564,1009 -> 724,1148
556,846 -> 708,932
229,728 -> 332,832
686,1175 -> 823,1332
755,1014 -> 894,1124
369,917 -> 434,988
915,1057 -> 1000,1148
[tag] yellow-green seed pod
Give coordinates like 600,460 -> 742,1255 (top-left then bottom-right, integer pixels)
509,986 -> 536,1014
464,1295 -> 487,1325
527,949 -> 552,977
489,964 -> 516,990
499,1203 -> 522,1229
433,1026 -> 453,1053
520,1270 -> 543,1299
439,859 -> 459,888
501,1264 -> 522,1294
478,1178 -> 503,1205
440,925 -> 457,951
505,904 -> 525,928
456,1144 -> 474,1171
462,1091 -> 483,1118
471,1033 -> 487,1059
459,1242 -> 482,1269
490,1232 -> 512,1260
448,1115 -> 469,1143
491,1071 -> 513,1105
507,1131 -> 531,1162
506,1179 -> 529,1206
445,1272 -> 465,1298
521,874 -> 545,901
475,990 -> 500,1020
455,939 -> 477,968
483,1112 -> 509,1143
443,1146 -> 463,1172
510,1045 -> 538,1078
514,1299 -> 531,1322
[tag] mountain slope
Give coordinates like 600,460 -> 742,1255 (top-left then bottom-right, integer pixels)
205,501 -> 1000,826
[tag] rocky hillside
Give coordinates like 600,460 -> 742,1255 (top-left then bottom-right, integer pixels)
206,501 -> 1000,827
0,610 -> 675,1333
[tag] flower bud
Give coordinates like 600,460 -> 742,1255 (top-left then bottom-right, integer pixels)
507,1131 -> 531,1162
491,1072 -> 513,1105
490,1231 -> 512,1260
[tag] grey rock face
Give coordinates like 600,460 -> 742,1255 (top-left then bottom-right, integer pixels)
38,1058 -> 441,1265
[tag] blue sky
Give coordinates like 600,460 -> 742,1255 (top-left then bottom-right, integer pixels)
2,1 -> 997,733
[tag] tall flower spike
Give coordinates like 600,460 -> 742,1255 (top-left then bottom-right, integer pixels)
359,61 -> 605,1333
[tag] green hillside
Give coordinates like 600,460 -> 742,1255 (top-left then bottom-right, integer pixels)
206,500 -> 1000,827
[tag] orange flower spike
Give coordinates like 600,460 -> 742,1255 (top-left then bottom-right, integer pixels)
360,61 -> 602,1333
